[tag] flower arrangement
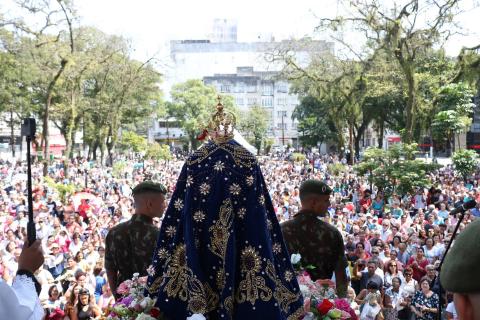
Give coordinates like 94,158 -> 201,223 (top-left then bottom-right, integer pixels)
106,273 -> 161,320
291,254 -> 357,320
106,273 -> 206,320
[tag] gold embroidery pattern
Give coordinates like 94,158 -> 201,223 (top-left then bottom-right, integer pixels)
229,183 -> 242,196
272,243 -> 282,254
186,175 -> 193,187
157,248 -> 169,260
209,199 -> 233,290
265,261 -> 301,314
213,160 -> 225,172
238,207 -> 247,219
165,226 -> 176,238
236,246 -> 272,305
224,295 -> 234,317
174,198 -> 184,210
193,210 -> 206,222
187,142 -> 256,168
259,195 -> 265,205
288,306 -> 306,320
148,244 -> 220,314
199,183 -> 210,196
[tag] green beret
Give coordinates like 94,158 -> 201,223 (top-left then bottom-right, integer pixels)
440,219 -> 480,293
132,181 -> 167,196
299,179 -> 332,198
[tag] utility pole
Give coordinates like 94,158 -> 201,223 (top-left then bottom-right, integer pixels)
281,112 -> 285,146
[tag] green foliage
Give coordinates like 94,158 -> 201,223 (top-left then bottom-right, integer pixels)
355,143 -> 440,196
145,142 -> 172,161
168,80 -> 236,150
263,138 -> 275,154
44,177 -> 77,204
452,149 -> 478,181
293,95 -> 336,148
437,82 -> 476,115
327,163 -> 347,177
238,105 -> 269,154
112,161 -> 127,179
117,131 -> 147,153
290,153 -> 306,162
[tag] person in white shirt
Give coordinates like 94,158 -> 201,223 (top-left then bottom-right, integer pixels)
0,240 -> 45,320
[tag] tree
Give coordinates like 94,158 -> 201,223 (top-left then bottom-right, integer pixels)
432,82 -> 475,154
316,0 -> 463,143
169,80 -> 236,150
292,95 -> 336,149
452,149 -> 478,181
238,105 -> 269,154
117,131 -> 147,154
355,143 -> 440,196
145,142 -> 172,162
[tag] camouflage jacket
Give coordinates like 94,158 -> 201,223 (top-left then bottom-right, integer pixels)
281,210 -> 348,280
105,214 -> 159,287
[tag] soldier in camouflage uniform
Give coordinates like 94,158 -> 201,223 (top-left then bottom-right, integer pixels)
281,179 -> 348,297
105,181 -> 166,297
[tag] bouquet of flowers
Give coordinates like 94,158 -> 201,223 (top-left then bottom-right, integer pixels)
106,273 -> 206,320
291,254 -> 357,320
106,273 -> 162,320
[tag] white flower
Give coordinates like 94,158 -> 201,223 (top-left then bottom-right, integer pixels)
139,296 -> 153,309
291,253 -> 301,265
133,273 -> 140,278
187,314 -> 206,320
135,314 -> 156,320
302,312 -> 316,320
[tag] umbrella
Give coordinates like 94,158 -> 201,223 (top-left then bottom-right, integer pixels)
71,192 -> 102,210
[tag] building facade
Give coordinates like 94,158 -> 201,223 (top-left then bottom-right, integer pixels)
204,67 -> 300,146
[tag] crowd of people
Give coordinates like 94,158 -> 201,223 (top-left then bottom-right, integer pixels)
0,150 -> 477,319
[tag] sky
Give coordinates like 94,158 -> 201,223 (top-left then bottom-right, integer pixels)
2,0 -> 479,62
74,0 -> 480,61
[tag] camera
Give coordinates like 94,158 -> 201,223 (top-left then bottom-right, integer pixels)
21,118 -> 36,138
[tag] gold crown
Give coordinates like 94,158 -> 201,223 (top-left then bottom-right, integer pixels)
207,96 -> 236,143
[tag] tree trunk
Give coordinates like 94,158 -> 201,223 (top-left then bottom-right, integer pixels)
378,121 -> 384,149
396,54 -> 416,143
348,121 -> 355,165
43,59 -> 68,176
10,107 -> 15,158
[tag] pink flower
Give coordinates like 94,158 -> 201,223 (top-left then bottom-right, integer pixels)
316,279 -> 336,288
138,276 -> 148,285
116,280 -> 132,295
297,273 -> 312,285
334,298 -> 357,320
304,297 -> 311,312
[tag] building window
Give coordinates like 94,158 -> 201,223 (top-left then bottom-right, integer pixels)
247,84 -> 257,93
262,84 -> 273,95
277,111 -> 287,117
276,98 -> 286,105
277,123 -> 287,130
276,83 -> 288,93
236,97 -> 244,106
247,98 -> 257,105
220,84 -> 231,93
234,83 -> 245,93
261,97 -> 273,107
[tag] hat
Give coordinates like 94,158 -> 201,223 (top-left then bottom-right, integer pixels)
299,180 -> 332,198
440,219 -> 480,293
132,181 -> 167,196
50,243 -> 60,249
